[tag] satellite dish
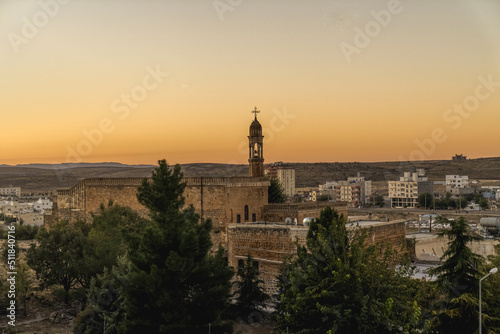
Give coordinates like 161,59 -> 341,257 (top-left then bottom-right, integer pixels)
285,217 -> 292,225
303,217 -> 315,226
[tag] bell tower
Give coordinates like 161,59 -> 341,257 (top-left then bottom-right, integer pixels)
248,107 -> 264,177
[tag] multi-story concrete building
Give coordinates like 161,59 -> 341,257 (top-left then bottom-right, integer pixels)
33,198 -> 53,213
319,181 -> 338,191
19,212 -> 44,226
0,200 -> 33,214
388,170 -> 433,208
445,175 -> 474,196
0,186 -> 21,197
446,175 -> 469,188
334,173 -> 372,207
265,162 -> 296,197
277,168 -> 295,197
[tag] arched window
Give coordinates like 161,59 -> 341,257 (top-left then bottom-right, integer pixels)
238,259 -> 244,273
244,205 -> 249,221
253,260 -> 259,273
252,213 -> 256,222
237,214 -> 241,223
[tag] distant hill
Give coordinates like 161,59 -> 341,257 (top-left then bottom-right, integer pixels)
1,158 -> 500,193
14,162 -> 155,169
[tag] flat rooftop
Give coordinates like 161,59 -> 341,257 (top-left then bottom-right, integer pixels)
231,220 -> 406,229
406,233 -> 438,240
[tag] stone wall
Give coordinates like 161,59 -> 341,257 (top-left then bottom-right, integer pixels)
227,224 -> 308,296
359,220 -> 407,250
228,219 -> 406,295
84,178 -> 146,214
48,176 -> 270,248
411,234 -> 498,262
183,177 -> 269,246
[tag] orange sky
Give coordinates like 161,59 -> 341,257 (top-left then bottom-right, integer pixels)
1,0 -> 499,165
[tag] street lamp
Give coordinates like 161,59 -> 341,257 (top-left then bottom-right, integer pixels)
479,267 -> 498,334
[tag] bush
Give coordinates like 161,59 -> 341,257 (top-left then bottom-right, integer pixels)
16,225 -> 40,240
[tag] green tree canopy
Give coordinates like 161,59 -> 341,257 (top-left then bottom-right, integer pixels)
268,178 -> 287,203
273,207 -> 426,334
428,217 -> 485,334
232,254 -> 270,321
481,244 -> 500,333
480,198 -> 489,210
374,194 -> 385,207
121,160 -> 234,333
74,256 -> 131,334
88,202 -> 148,272
418,193 -> 433,209
26,220 -> 91,304
429,217 -> 483,295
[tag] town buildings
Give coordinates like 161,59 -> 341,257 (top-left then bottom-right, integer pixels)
388,170 -> 433,208
265,162 -> 296,197
317,174 -> 371,207
33,198 -> 53,214
0,197 -> 52,226
445,175 -> 474,196
0,186 -> 21,197
334,173 -> 371,207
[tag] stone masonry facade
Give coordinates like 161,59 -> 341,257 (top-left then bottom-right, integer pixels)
228,220 -> 406,295
48,176 -> 270,248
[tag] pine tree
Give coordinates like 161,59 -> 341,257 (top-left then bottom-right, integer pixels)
121,160 -> 234,333
74,256 -> 130,334
273,207 -> 426,333
430,217 -> 483,295
428,217 -> 485,334
268,178 -> 287,203
232,254 -> 270,322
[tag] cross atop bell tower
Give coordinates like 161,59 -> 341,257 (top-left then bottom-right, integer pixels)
251,106 -> 260,120
248,106 -> 264,177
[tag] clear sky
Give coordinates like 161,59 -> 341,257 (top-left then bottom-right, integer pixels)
1,0 -> 499,165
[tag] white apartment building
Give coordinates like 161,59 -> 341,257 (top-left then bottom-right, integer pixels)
33,198 -> 53,213
446,175 -> 469,188
388,170 -> 433,208
445,175 -> 474,195
0,186 -> 21,197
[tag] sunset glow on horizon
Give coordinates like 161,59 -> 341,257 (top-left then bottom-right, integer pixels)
1,0 -> 500,166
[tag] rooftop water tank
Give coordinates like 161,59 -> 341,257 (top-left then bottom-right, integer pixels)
480,217 -> 500,228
